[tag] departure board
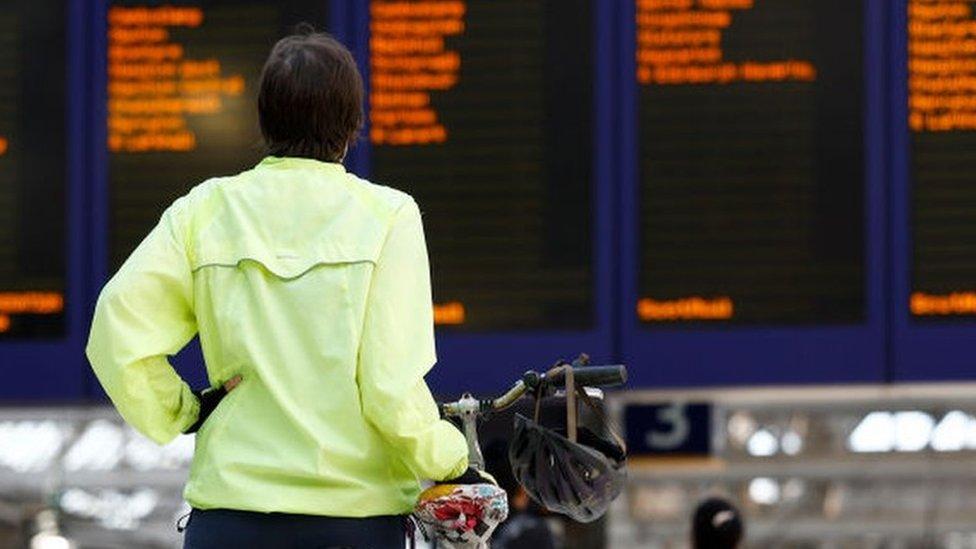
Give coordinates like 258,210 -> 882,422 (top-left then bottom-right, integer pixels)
0,2 -> 67,338
636,0 -> 864,325
107,1 -> 328,269
908,0 -> 976,319
368,0 -> 593,331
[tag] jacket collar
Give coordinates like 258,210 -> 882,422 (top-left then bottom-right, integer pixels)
257,156 -> 346,174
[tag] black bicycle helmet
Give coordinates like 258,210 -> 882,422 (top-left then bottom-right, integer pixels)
508,361 -> 627,523
509,413 -> 626,522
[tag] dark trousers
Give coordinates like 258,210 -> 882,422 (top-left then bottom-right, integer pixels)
182,508 -> 406,549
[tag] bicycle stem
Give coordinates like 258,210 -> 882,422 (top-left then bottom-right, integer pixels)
453,393 -> 486,471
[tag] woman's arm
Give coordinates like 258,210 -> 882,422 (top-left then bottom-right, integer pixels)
357,199 -> 469,481
86,198 -> 201,444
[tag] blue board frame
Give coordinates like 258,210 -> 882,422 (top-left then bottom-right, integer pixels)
347,0 -> 616,395
889,0 -> 976,382
618,0 -> 889,387
0,0 -> 89,401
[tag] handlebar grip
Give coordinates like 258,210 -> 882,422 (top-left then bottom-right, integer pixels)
548,365 -> 627,388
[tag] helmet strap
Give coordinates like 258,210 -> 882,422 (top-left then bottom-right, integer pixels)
533,386 -> 543,424
535,362 -> 628,453
565,365 -> 578,443
573,382 -> 627,454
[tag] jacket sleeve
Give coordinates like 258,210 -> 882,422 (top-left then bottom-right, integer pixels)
357,199 -> 468,481
86,198 -> 200,445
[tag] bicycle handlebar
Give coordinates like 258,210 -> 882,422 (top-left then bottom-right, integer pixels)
439,358 -> 628,471
440,363 -> 628,418
545,365 -> 627,389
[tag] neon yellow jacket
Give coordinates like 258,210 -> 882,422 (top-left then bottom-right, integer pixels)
87,156 -> 469,516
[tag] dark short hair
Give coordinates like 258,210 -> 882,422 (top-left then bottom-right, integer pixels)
258,27 -> 363,163
692,497 -> 744,549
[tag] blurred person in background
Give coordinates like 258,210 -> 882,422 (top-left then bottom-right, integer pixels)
692,497 -> 743,549
485,440 -> 557,549
86,27 -> 488,548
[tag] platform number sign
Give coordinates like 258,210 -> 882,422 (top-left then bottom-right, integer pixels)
624,402 -> 713,457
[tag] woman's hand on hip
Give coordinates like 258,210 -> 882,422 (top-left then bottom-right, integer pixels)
184,375 -> 243,434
